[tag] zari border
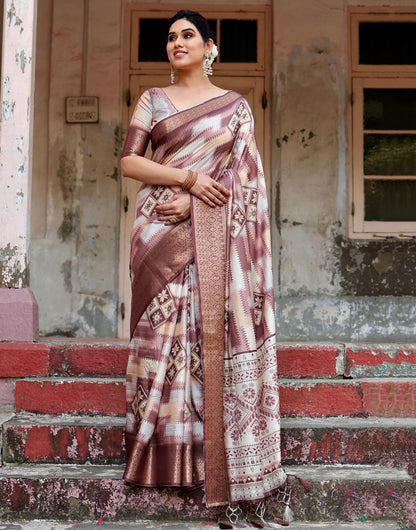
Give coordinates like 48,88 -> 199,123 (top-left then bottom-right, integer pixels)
130,220 -> 193,338
191,196 -> 230,507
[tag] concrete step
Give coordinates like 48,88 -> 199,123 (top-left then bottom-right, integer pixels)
0,464 -> 412,527
281,417 -> 416,475
3,414 -> 416,474
2,414 -> 126,464
0,519 -> 401,529
3,341 -> 416,380
48,340 -> 130,377
15,378 -> 125,416
345,343 -> 416,378
14,377 -> 416,417
280,377 -> 416,417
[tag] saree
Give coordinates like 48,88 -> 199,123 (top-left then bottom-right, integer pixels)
121,87 -> 287,507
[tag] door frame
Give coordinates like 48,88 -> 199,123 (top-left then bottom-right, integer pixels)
118,3 -> 272,338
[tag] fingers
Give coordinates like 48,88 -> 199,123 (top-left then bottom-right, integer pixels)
213,181 -> 231,199
192,178 -> 230,208
155,194 -> 190,224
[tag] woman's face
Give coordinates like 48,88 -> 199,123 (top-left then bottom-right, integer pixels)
167,18 -> 211,71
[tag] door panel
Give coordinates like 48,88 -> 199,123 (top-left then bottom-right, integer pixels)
118,75 -> 265,338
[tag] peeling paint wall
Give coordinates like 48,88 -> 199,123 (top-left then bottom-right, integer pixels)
0,0 -> 37,289
29,0 -> 122,337
272,0 -> 416,340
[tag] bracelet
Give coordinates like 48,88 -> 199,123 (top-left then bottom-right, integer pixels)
182,169 -> 198,191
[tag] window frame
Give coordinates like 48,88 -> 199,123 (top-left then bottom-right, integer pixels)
348,8 -> 416,239
129,6 -> 266,75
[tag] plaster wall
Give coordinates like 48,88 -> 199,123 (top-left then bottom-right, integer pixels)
28,0 -> 416,339
272,0 -> 416,340
30,0 -> 123,336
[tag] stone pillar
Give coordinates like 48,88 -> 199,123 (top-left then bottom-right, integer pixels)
0,0 -> 39,340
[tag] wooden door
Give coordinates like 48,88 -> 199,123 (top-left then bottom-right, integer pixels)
118,75 -> 265,338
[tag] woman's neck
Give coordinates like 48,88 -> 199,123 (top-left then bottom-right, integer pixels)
175,69 -> 212,90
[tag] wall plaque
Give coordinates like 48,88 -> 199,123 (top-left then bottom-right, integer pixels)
66,96 -> 99,123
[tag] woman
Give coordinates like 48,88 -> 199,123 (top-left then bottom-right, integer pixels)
121,10 -> 303,529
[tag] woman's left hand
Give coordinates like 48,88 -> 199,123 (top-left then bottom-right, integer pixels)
156,193 -> 191,225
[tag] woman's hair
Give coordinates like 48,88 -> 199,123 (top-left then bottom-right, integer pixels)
169,10 -> 214,43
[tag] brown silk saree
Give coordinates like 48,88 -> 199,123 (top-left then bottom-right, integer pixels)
122,88 -> 286,507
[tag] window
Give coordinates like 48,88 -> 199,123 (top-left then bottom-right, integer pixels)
349,9 -> 416,239
129,9 -> 265,73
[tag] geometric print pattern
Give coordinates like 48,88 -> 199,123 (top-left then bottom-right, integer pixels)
227,100 -> 251,136
166,338 -> 186,384
242,186 -> 258,222
190,342 -> 203,383
123,88 -> 286,502
146,286 -> 176,329
131,384 -> 148,421
253,292 -> 265,325
141,185 -> 175,218
231,187 -> 259,238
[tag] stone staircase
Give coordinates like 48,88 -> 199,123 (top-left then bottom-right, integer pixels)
0,340 -> 414,528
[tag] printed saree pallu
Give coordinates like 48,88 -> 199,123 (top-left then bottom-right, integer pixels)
122,88 -> 287,507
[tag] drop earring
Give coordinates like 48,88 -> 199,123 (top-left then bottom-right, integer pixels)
202,52 -> 213,77
170,66 -> 175,84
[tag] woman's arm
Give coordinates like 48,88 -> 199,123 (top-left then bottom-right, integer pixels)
121,154 -> 185,187
121,154 -> 230,207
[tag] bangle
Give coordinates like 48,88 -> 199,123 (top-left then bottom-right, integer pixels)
182,169 -> 198,191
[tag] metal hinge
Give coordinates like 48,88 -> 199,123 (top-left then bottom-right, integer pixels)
120,302 -> 125,320
351,202 -> 355,216
262,90 -> 268,109
123,195 -> 129,212
126,88 -> 131,107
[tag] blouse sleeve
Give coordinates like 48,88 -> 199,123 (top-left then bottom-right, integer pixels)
121,89 -> 152,158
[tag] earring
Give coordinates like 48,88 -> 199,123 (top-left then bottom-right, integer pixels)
170,66 -> 175,84
202,52 -> 213,77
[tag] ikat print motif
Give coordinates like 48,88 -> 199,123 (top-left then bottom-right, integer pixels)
131,384 -> 148,421
141,185 -> 175,218
254,293 -> 265,325
231,187 -> 259,238
166,338 -> 186,384
190,342 -> 203,383
228,101 -> 251,136
242,186 -> 259,222
146,286 -> 176,329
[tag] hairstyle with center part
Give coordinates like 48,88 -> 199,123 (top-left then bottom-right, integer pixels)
169,10 -> 214,43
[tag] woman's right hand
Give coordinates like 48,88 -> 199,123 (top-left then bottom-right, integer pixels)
190,173 -> 230,207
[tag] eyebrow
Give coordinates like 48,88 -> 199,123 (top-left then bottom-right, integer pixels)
168,28 -> 195,36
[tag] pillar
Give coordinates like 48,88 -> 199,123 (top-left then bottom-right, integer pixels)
0,0 -> 38,340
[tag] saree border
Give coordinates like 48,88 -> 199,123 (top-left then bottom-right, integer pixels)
130,220 -> 193,338
191,195 -> 230,507
151,90 -> 241,138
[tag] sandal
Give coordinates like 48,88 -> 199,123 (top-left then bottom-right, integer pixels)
246,501 -> 290,528
218,504 -> 245,529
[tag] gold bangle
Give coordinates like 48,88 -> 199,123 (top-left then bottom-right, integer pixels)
181,170 -> 192,190
187,171 -> 198,190
182,170 -> 197,191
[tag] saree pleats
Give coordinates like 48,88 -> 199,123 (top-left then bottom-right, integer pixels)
122,88 -> 286,506
124,264 -> 205,487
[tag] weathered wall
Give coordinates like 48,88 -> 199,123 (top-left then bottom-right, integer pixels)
29,0 -> 416,339
272,0 -> 416,340
1,0 -> 37,289
30,0 -> 122,336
